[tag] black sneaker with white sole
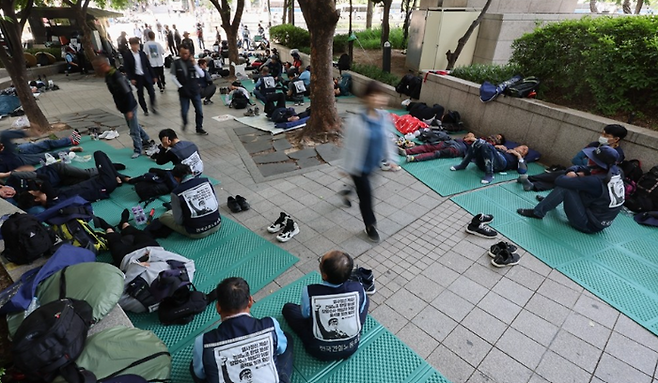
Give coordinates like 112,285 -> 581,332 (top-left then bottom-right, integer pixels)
465,223 -> 498,238
365,225 -> 380,243
267,212 -> 290,233
491,249 -> 521,267
277,219 -> 300,242
472,213 -> 494,225
488,241 -> 518,258
349,267 -> 376,295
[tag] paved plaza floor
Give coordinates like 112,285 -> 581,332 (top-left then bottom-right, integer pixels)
4,73 -> 658,383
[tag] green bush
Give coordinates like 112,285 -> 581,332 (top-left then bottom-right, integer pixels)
334,27 -> 405,51
24,47 -> 63,60
510,15 -> 658,115
450,63 -> 523,85
269,24 -> 310,50
351,62 -> 401,86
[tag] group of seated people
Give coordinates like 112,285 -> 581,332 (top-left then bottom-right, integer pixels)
190,250 -> 370,383
397,120 -> 629,235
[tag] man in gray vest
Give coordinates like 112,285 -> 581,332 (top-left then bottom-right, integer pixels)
152,129 -> 204,175
170,44 -> 208,135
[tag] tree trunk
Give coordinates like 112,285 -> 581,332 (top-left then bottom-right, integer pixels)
0,1 -> 51,132
589,0 -> 598,12
445,0 -> 492,70
210,0 -> 245,78
282,0 -> 288,24
267,0 -> 272,26
380,0 -> 392,47
289,0 -> 295,25
297,0 -> 341,138
402,0 -> 417,46
366,0 -> 373,29
348,0 -> 354,61
635,0 -> 645,14
622,0 -> 632,13
71,7 -> 97,62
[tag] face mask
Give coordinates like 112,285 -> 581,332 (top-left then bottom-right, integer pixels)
598,136 -> 610,145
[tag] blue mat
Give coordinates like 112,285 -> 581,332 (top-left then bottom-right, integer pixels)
451,182 -> 658,336
170,272 -> 452,383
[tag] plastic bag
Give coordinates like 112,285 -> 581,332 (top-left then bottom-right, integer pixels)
11,116 -> 30,129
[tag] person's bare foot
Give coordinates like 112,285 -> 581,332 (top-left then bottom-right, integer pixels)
288,116 -> 300,122
69,146 -> 84,152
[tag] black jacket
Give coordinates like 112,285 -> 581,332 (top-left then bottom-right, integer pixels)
105,68 -> 137,114
122,49 -> 156,83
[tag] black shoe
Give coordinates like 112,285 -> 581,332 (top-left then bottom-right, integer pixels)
465,223 -> 498,238
144,111 -> 149,116
113,163 -> 126,170
517,208 -> 542,219
267,212 -> 290,233
227,196 -> 242,213
349,267 -> 376,295
472,213 -> 494,225
488,241 -> 518,258
365,226 -> 380,243
152,108 -> 159,115
93,216 -> 114,231
536,195 -> 545,202
235,195 -> 250,211
162,202 -> 172,210
545,164 -> 566,173
491,249 -> 521,268
338,188 -> 352,207
196,129 -> 209,136
182,124 -> 187,131
119,208 -> 130,227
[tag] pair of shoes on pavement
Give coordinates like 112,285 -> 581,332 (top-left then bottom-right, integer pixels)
244,107 -> 260,117
267,212 -> 300,243
465,213 -> 497,238
99,130 -> 120,140
349,266 -> 376,295
488,241 -> 521,267
227,195 -> 250,213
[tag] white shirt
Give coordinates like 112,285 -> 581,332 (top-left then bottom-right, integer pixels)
144,41 -> 165,67
131,50 -> 144,76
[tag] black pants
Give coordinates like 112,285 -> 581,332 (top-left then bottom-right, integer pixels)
351,174 -> 376,229
56,151 -> 120,202
528,170 -> 566,191
106,225 -> 159,266
135,75 -> 157,113
154,66 -> 166,90
201,83 -> 216,101
168,40 -> 177,56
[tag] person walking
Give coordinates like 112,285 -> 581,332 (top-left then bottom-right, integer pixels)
342,81 -> 400,242
122,37 -> 158,116
144,31 -> 166,93
170,44 -> 208,135
165,25 -> 177,56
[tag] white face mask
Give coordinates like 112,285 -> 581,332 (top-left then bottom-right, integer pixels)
598,136 -> 610,145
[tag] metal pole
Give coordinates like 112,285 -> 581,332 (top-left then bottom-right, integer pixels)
382,41 -> 391,73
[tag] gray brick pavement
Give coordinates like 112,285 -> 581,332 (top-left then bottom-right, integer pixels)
3,73 -> 656,383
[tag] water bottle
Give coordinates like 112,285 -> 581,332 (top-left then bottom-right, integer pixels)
58,151 -> 71,164
132,205 -> 147,225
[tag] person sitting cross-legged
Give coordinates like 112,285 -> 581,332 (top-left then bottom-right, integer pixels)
191,277 -> 293,383
450,138 -> 529,184
282,250 -> 369,361
517,145 -> 625,234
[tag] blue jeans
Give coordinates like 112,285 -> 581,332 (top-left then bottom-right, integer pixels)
458,139 -> 507,175
17,137 -> 71,154
534,186 -> 595,233
125,107 -> 150,153
180,92 -> 204,131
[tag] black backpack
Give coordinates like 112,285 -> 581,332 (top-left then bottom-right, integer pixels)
158,284 -> 216,325
395,74 -> 422,99
625,165 -> 658,212
504,76 -> 540,98
13,297 -> 94,383
231,89 -> 249,109
337,53 -> 351,72
1,213 -> 57,265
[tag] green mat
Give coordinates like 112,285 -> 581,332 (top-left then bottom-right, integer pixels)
169,272 -> 451,383
451,182 -> 658,335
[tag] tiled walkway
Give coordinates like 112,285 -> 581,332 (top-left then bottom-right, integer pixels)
4,73 -> 657,383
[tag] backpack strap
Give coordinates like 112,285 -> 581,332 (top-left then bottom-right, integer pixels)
59,363 -> 97,383
98,351 -> 171,382
59,266 -> 69,299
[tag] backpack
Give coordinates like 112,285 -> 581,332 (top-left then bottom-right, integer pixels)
119,247 -> 196,313
0,244 -> 95,315
619,159 -> 643,199
395,74 -> 422,99
1,213 -> 57,265
480,74 -> 522,103
231,89 -> 249,109
505,76 -> 540,98
337,53 -> 351,72
164,55 -> 173,68
35,196 -> 94,225
130,170 -> 177,202
339,72 -> 352,96
625,165 -> 658,212
440,110 -> 464,132
158,284 -> 215,325
50,218 -> 109,255
13,296 -> 94,383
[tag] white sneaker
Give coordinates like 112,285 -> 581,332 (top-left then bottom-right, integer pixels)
104,131 -> 120,140
267,212 -> 290,233
98,130 -> 110,139
276,219 -> 299,242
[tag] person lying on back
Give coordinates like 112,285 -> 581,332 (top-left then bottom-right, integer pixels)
450,138 -> 529,184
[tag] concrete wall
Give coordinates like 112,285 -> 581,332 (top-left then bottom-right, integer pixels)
419,73 -> 658,167
473,13 -> 586,65
0,62 -> 67,89
420,0 -> 577,12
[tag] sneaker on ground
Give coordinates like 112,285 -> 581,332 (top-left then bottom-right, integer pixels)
450,164 -> 466,171
349,267 -> 376,295
244,108 -> 254,116
365,225 -> 380,243
380,161 -> 391,171
481,174 -> 494,184
227,197 -> 242,213
491,249 -> 521,268
144,111 -> 149,116
203,99 -> 211,105
254,106 -> 260,116
277,219 -> 300,242
406,155 -> 416,162
472,213 -> 494,224
398,147 -> 407,156
131,152 -> 141,159
267,212 -> 290,233
465,223 -> 497,238
98,130 -> 110,139
196,129 -> 209,136
536,195 -> 545,202
70,129 -> 82,145
488,241 -> 518,258
517,208 -> 542,219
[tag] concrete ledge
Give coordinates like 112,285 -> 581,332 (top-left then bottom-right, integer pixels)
0,62 -> 68,88
419,72 -> 658,167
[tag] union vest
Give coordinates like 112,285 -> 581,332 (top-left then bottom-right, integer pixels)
170,141 -> 204,175
583,171 -> 625,232
202,316 -> 280,383
260,75 -> 276,93
173,58 -> 201,96
172,177 -> 221,234
306,281 -> 367,359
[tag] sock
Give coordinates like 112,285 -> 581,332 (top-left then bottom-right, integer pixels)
519,175 -> 534,191
119,208 -> 130,226
93,216 -> 114,231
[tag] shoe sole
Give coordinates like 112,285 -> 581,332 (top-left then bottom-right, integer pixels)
491,257 -> 520,268
364,229 -> 380,243
465,227 -> 497,238
277,225 -> 300,242
365,287 -> 376,295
